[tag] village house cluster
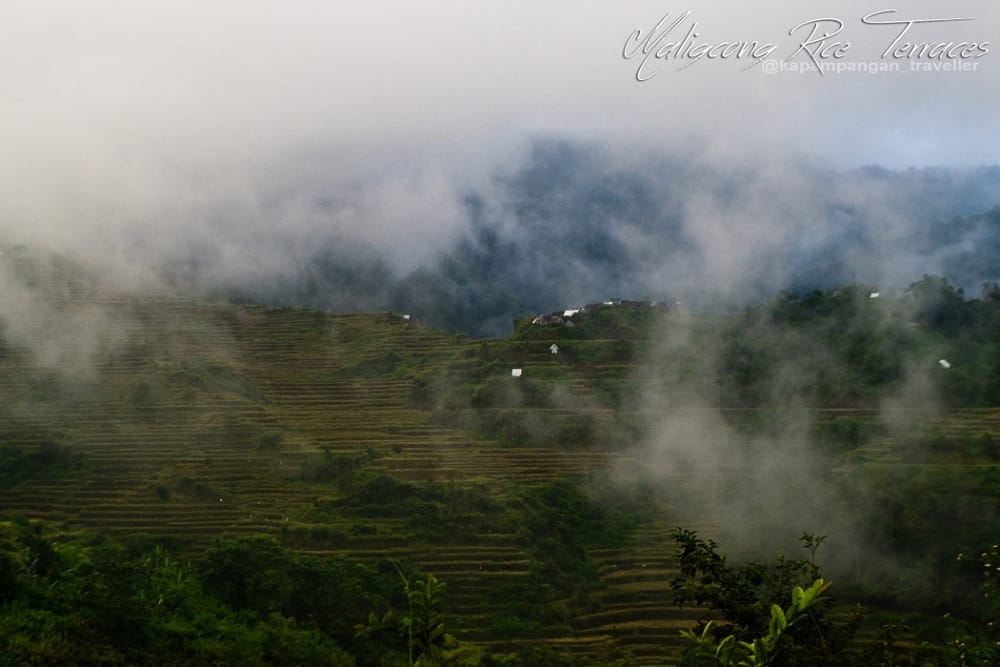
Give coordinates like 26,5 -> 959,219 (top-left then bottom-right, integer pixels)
530,298 -> 668,327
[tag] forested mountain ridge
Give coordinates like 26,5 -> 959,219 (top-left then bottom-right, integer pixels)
90,140 -> 1000,337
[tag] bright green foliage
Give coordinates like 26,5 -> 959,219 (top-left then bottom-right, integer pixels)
681,578 -> 832,666
671,529 -> 831,635
671,529 -> 863,666
400,571 -> 452,665
672,528 -> 1000,666
360,565 -> 477,667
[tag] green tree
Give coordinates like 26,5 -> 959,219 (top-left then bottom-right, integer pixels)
670,529 -> 862,666
360,566 -> 476,667
682,578 -> 832,666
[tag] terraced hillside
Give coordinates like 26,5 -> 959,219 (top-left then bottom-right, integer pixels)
0,285 -> 712,663
3,253 -> 999,664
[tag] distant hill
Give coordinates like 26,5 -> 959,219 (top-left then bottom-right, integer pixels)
175,140 -> 1000,337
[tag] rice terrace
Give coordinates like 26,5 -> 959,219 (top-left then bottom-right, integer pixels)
4,3 -> 1000,665
1,247 -> 998,665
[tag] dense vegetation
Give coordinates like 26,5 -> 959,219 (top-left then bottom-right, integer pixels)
194,142 -> 1000,339
670,529 -> 1000,666
0,474 -> 645,666
0,519 -> 398,665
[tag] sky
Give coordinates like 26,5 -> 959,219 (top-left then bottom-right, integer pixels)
1,1 -> 999,291
5,1 -> 995,164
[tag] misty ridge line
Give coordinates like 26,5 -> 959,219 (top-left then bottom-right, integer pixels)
2,137 -> 999,366
3,137 -> 1000,367
109,139 -> 995,337
2,218 -> 997,612
210,139 -> 1000,337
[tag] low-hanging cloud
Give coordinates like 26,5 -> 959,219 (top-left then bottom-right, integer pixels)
5,135 -> 1000,343
3,3 -> 1000,350
609,285 -> 955,590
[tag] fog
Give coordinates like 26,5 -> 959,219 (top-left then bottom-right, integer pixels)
2,2 -> 999,583
3,2 -> 999,271
607,285 -> 960,594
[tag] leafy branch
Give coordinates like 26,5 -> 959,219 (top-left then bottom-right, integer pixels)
681,578 -> 832,667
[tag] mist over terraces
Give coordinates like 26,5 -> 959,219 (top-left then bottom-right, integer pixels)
2,247 -> 999,663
